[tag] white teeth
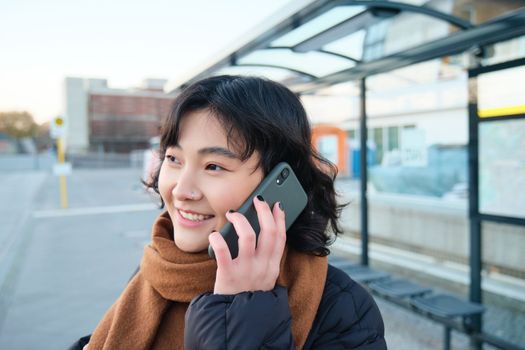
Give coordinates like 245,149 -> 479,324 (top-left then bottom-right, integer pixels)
179,210 -> 212,222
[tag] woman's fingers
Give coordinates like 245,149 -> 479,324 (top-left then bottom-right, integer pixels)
252,196 -> 277,257
221,198 -> 285,264
209,231 -> 232,270
212,201 -> 287,295
226,210 -> 257,261
270,201 -> 287,262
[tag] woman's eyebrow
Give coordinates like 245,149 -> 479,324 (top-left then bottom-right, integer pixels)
199,146 -> 240,159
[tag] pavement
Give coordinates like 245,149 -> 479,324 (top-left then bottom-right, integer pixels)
0,168 -> 523,349
0,168 -> 162,349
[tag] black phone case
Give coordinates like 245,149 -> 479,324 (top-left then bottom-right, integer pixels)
208,162 -> 308,260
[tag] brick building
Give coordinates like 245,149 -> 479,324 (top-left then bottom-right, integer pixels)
65,78 -> 174,154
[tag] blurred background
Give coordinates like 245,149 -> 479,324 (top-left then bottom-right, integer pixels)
1,0 -> 524,349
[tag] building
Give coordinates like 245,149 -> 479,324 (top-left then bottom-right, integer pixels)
64,77 -> 174,154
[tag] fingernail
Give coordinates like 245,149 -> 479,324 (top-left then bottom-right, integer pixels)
256,195 -> 264,202
278,202 -> 283,210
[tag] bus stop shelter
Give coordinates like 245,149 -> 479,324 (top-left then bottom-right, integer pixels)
169,1 -> 525,349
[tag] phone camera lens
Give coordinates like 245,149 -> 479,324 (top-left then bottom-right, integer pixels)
281,168 -> 289,179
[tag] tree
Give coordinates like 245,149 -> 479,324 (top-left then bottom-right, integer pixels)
34,121 -> 53,151
0,111 -> 39,138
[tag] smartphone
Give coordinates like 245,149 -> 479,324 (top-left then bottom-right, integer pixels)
208,162 -> 308,260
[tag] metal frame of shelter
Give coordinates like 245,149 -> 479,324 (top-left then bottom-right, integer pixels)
171,1 -> 525,349
464,55 -> 525,350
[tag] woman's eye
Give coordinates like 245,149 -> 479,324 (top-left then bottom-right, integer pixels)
206,164 -> 224,171
165,155 -> 180,164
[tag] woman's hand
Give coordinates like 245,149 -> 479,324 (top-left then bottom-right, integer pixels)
209,196 -> 286,295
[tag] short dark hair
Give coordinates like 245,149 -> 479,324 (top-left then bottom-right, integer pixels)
143,75 -> 347,256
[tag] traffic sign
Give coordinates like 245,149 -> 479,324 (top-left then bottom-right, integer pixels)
50,116 -> 66,139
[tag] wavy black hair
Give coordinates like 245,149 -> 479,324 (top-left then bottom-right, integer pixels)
143,75 -> 347,256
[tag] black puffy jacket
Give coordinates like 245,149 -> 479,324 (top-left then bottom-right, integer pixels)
69,265 -> 386,350
185,264 -> 387,349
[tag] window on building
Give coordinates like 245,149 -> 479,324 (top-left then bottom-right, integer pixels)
367,127 -> 384,164
387,126 -> 400,151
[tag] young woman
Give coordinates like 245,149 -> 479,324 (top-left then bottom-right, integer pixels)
76,75 -> 386,349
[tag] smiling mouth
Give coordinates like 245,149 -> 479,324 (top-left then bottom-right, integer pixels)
178,209 -> 214,222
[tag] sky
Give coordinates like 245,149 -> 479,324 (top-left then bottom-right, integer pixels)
0,0 -> 295,124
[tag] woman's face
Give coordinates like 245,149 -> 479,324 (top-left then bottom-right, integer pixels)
158,109 -> 264,253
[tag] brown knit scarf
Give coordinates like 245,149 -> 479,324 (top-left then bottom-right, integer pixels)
88,210 -> 327,349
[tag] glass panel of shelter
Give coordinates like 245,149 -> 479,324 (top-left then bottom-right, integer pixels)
397,0 -> 525,25
354,58 -> 469,298
256,0 -> 521,79
301,81 -> 363,254
245,3 -> 476,79
477,64 -> 525,116
481,35 -> 525,66
479,118 -> 525,219
270,6 -> 366,47
321,29 -> 366,60
238,49 -> 356,77
214,65 -> 302,82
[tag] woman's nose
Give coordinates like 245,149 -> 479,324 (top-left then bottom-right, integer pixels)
172,169 -> 200,201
